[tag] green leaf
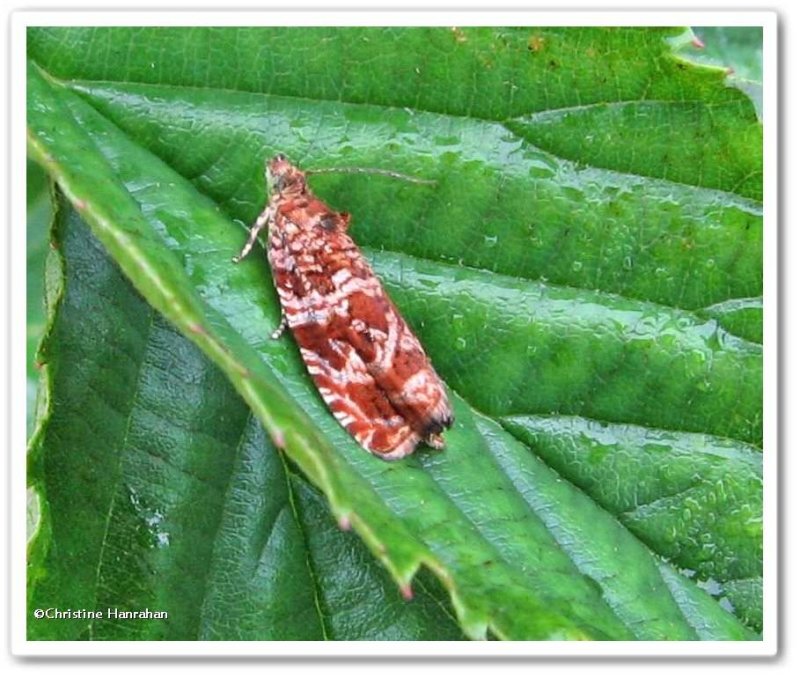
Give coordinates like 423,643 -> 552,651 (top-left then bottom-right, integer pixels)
27,27 -> 761,640
690,27 -> 763,83
27,160 -> 51,432
28,202 -> 464,640
501,415 -> 762,632
677,28 -> 763,119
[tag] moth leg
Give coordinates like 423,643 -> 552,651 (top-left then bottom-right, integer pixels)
232,205 -> 274,263
425,432 -> 446,450
270,312 -> 288,340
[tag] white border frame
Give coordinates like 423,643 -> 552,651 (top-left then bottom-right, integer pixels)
9,9 -> 777,657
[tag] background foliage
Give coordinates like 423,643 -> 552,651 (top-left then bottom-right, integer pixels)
27,26 -> 763,641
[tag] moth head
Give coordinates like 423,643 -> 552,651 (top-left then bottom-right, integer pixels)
266,153 -> 307,195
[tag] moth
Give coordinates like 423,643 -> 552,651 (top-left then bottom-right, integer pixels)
234,154 -> 454,459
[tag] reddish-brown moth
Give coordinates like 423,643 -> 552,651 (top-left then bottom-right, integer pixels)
234,154 -> 454,459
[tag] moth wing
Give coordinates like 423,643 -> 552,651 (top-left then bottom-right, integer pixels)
342,285 -> 454,447
297,337 -> 422,458
385,309 -> 453,444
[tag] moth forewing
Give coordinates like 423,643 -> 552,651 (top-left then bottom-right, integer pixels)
233,154 -> 453,459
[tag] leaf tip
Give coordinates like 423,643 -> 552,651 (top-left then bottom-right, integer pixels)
691,35 -> 706,49
270,428 -> 286,449
400,582 -> 414,601
187,322 -> 207,337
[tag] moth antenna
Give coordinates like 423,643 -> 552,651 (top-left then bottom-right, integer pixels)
307,166 -> 437,186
